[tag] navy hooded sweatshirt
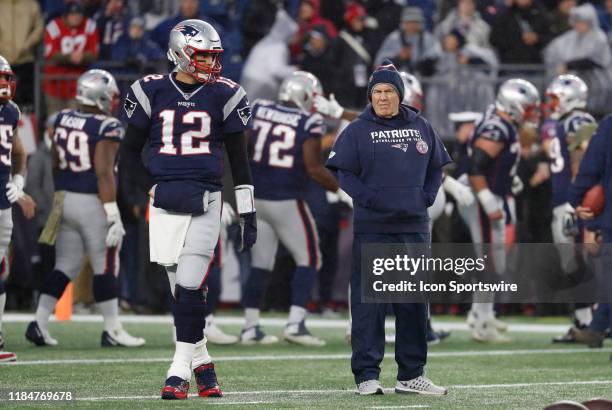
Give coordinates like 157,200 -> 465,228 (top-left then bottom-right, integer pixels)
326,104 -> 451,234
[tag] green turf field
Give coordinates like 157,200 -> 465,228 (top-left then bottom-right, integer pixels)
1,316 -> 611,409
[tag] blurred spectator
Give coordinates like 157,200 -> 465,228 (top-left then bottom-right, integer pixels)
549,0 -> 576,37
437,0 -> 500,26
96,0 -> 131,60
318,0 -> 346,32
43,0 -> 101,22
299,25 -> 335,95
240,0 -> 280,58
290,0 -> 337,59
426,29 -> 497,137
435,0 -> 491,49
43,1 -> 99,115
110,16 -> 165,75
331,2 -> 376,109
150,0 -> 222,52
374,7 -> 441,77
544,3 -> 612,115
597,0 -> 612,44
0,0 -> 44,108
490,0 -> 551,65
361,0 -> 403,50
241,8 -> 297,102
133,0 -> 179,30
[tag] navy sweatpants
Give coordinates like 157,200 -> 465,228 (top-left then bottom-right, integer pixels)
350,232 -> 429,384
589,228 -> 612,332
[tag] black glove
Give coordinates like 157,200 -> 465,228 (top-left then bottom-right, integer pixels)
239,212 -> 257,252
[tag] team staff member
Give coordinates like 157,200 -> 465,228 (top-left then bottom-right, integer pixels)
326,61 -> 450,396
569,115 -> 612,350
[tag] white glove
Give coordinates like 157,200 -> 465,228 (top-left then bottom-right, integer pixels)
561,202 -> 579,237
221,201 -> 237,227
443,176 -> 474,207
511,175 -> 524,196
336,188 -> 353,208
313,94 -> 344,119
6,174 -> 25,203
476,188 -> 502,216
103,202 -> 125,248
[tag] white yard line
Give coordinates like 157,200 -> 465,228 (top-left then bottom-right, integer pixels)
2,313 -> 571,333
71,380 -> 612,402
4,348 -> 611,366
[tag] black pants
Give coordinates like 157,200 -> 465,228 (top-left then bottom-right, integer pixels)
350,232 -> 428,384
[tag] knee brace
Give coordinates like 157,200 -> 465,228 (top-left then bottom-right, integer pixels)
93,274 -> 118,303
41,270 -> 71,299
172,286 -> 207,344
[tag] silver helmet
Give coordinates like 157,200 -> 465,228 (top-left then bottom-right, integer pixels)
76,69 -> 119,114
400,72 -> 423,109
167,19 -> 223,83
0,55 -> 16,101
495,78 -> 540,126
545,74 -> 588,120
278,71 -> 323,112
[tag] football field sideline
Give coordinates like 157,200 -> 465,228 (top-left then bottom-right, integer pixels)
4,347 -> 611,366
72,379 -> 612,402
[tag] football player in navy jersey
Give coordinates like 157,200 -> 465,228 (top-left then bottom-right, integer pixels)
26,69 -> 145,350
120,20 -> 256,400
0,56 -> 34,363
459,79 -> 540,343
240,71 -> 351,346
542,74 -> 597,343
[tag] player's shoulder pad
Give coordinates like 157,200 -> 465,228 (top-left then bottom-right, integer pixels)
215,77 -> 248,121
252,98 -> 274,108
126,74 -> 168,118
477,117 -> 510,142
304,112 -> 325,135
99,116 -> 125,140
565,110 -> 596,134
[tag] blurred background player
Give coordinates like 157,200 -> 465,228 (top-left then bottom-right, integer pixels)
0,55 -> 34,362
542,74 -> 596,343
120,20 -> 255,399
241,71 -> 351,347
460,78 -> 540,343
26,69 -> 144,349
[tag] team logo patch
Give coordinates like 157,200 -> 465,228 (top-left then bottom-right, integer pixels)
237,106 -> 251,125
391,143 -> 409,152
124,97 -> 137,118
175,24 -> 200,41
416,140 -> 428,154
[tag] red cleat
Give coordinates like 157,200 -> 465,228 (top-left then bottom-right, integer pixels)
0,351 -> 16,362
161,376 -> 189,400
194,363 -> 223,397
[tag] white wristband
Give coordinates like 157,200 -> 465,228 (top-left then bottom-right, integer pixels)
235,184 -> 255,214
11,174 -> 24,190
476,189 -> 499,215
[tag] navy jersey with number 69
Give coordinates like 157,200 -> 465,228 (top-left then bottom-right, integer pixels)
123,73 -> 251,191
53,109 -> 124,194
0,100 -> 21,209
249,100 -> 325,200
548,110 -> 595,207
469,105 -> 520,196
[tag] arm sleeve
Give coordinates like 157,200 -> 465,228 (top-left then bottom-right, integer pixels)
225,131 -> 253,187
569,118 -> 610,206
99,118 -> 125,142
122,81 -> 151,130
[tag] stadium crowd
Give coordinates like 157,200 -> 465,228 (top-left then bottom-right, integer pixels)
2,0 -> 612,320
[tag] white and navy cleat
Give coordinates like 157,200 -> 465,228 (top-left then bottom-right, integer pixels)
101,328 -> 145,347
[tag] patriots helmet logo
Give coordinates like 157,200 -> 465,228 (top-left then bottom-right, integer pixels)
123,97 -> 137,118
237,105 -> 251,126
175,25 -> 200,41
391,143 -> 409,152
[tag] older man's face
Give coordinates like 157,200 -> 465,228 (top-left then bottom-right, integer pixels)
371,83 -> 400,118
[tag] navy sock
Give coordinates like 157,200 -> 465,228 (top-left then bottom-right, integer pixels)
242,267 -> 267,308
291,266 -> 317,307
173,286 -> 207,344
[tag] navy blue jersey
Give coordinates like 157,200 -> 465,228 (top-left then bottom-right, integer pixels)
469,105 -> 519,196
0,100 -> 21,209
53,109 -> 124,194
548,110 -> 595,207
123,73 -> 251,192
326,105 -> 451,234
249,100 -> 325,200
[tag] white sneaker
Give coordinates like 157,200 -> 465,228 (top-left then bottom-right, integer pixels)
467,310 -> 507,332
101,328 -> 146,347
395,376 -> 447,395
385,333 -> 396,344
240,325 -> 279,345
283,321 -> 326,347
472,321 -> 511,343
205,322 -> 238,345
0,351 -> 16,362
356,379 -> 384,395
